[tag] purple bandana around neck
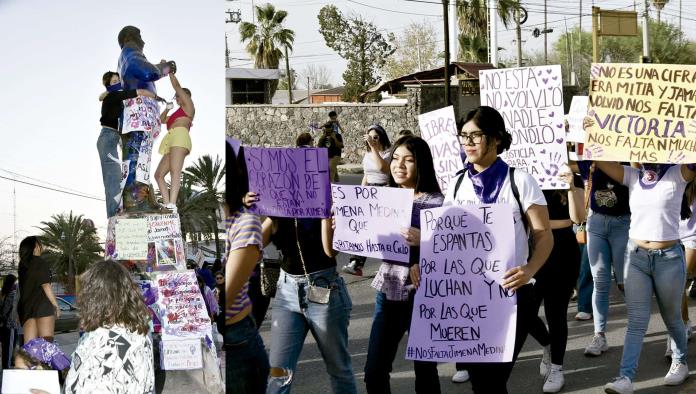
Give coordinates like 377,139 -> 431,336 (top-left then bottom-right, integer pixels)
638,164 -> 673,189
22,338 -> 71,371
467,158 -> 509,204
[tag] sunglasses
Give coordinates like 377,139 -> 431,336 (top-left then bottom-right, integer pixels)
216,277 -> 224,280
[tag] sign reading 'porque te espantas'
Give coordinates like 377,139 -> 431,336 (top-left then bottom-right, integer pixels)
585,63 -> 696,163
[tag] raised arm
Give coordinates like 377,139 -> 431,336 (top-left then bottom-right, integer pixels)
594,161 -> 624,184
170,73 -> 195,117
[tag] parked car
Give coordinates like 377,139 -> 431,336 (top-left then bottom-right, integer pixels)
55,296 -> 79,333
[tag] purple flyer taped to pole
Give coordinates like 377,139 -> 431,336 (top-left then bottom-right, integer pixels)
406,204 -> 517,363
245,146 -> 331,218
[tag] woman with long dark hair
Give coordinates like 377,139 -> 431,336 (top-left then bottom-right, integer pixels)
364,135 -> 442,393
17,236 -> 60,344
0,273 -> 19,368
64,259 -> 154,392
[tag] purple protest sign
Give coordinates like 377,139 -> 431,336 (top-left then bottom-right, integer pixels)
331,185 -> 414,263
406,204 -> 516,363
418,106 -> 464,194
245,147 -> 331,218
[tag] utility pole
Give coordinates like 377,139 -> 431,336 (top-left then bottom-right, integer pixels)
285,46 -> 293,103
450,0 -> 458,62
516,3 -> 523,67
489,0 -> 498,66
592,6 -> 599,63
416,35 -> 423,72
307,76 -> 310,104
544,0 -> 548,64
642,0 -> 650,62
443,0 -> 451,106
225,33 -> 230,69
680,0 -> 682,31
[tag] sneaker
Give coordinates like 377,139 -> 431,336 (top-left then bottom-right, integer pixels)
664,361 -> 689,385
539,345 -> 551,377
575,312 -> 592,321
689,280 -> 696,298
543,365 -> 564,393
165,203 -> 177,212
604,376 -> 633,394
585,334 -> 609,356
451,370 -> 469,383
665,336 -> 673,360
570,289 -> 578,301
341,261 -> 363,276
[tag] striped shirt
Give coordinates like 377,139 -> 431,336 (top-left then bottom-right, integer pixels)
225,209 -> 262,321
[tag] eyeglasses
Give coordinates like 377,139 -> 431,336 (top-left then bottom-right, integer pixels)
216,277 -> 224,281
457,131 -> 485,145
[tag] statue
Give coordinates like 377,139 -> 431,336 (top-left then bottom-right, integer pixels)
117,25 -> 176,212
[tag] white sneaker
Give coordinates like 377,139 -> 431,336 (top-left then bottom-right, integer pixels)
165,203 -> 178,212
575,312 -> 592,321
451,370 -> 469,383
604,376 -> 633,394
665,335 -> 673,360
543,365 -> 564,393
540,345 -> 551,376
664,361 -> 689,385
585,334 -> 609,356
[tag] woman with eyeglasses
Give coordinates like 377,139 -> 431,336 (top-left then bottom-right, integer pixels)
155,72 -> 195,212
342,124 -> 392,277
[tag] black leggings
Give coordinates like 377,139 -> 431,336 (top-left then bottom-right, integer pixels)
529,226 -> 581,365
458,284 -> 536,394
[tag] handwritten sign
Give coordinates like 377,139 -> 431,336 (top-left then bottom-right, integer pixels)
480,65 -> 568,189
418,106 -> 464,193
147,214 -> 183,241
122,96 -> 161,137
156,271 -> 211,339
406,204 -> 516,363
245,147 -> 331,218
2,370 -> 60,394
566,96 -> 589,142
160,338 -> 203,370
114,218 -> 149,259
135,132 -> 154,184
331,185 -> 414,263
585,63 -> 696,163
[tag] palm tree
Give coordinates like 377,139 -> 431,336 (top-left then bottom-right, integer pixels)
651,0 -> 669,24
176,174 -> 218,245
38,212 -> 102,293
185,155 -> 225,258
456,0 -> 516,62
239,3 -> 295,98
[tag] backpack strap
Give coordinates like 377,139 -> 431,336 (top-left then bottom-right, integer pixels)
509,167 -> 530,234
453,168 -> 467,197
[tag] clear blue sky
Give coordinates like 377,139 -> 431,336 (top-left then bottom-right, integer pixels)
0,0 -> 224,245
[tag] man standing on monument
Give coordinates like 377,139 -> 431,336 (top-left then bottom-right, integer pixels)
117,25 -> 175,212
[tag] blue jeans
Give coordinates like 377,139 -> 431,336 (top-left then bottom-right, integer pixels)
225,314 -> 270,394
619,240 -> 687,380
364,291 -> 440,394
577,243 -> 593,313
97,127 -> 122,217
268,267 -> 356,394
587,212 -> 630,333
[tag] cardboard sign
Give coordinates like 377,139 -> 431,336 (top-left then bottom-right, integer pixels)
585,63 -> 696,163
406,204 -> 517,363
114,218 -> 149,259
245,147 -> 331,218
2,370 -> 61,394
480,65 -> 568,189
122,96 -> 161,137
156,271 -> 211,339
331,185 -> 414,264
418,106 -> 465,193
566,96 -> 589,142
160,338 -> 203,370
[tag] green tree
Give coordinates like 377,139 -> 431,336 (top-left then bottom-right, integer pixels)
176,174 -> 218,245
38,212 -> 102,292
318,5 -> 395,101
184,155 -> 225,259
382,21 -> 441,80
456,0 -> 516,62
239,3 -> 295,97
554,21 -> 696,93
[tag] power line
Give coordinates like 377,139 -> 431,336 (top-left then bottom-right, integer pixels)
0,169 -> 101,199
347,0 -> 443,17
0,175 -> 104,202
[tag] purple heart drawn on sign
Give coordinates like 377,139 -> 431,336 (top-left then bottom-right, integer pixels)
556,123 -> 563,128
503,101 -> 508,106
556,138 -> 564,144
549,111 -> 555,117
551,182 -> 557,187
533,160 -> 538,163
542,78 -> 549,84
588,109 -> 596,116
540,149 -> 547,154
547,87 -> 553,91
537,70 -> 542,76
552,76 -> 558,80
546,69 -> 553,74
539,178 -> 546,182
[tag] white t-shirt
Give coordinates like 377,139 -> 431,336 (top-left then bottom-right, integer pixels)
362,150 -> 390,185
623,165 -> 687,242
443,168 -> 547,265
680,200 -> 696,242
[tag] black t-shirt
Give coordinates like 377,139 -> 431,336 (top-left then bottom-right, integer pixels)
543,175 -> 584,221
577,161 -> 630,216
317,133 -> 343,158
270,218 -> 336,275
17,256 -> 53,322
100,89 -> 138,130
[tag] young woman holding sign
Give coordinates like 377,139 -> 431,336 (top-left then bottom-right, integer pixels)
343,124 -> 392,276
444,106 -> 553,394
363,135 -> 443,394
582,118 -> 696,393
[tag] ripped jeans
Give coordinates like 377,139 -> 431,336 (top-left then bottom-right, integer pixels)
267,267 -> 356,394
